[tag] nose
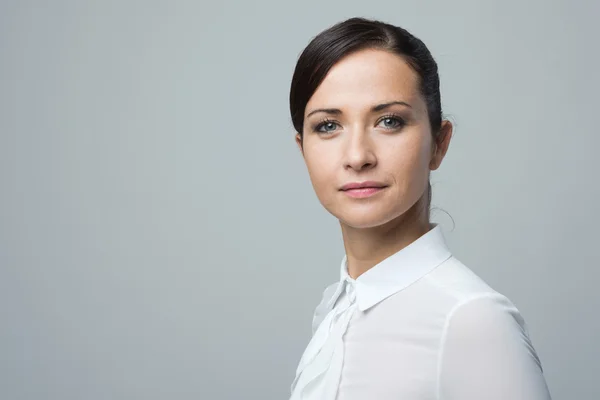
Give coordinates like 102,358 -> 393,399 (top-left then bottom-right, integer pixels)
344,129 -> 377,171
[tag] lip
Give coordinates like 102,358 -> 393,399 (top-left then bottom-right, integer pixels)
342,187 -> 386,198
340,181 -> 388,191
339,181 -> 388,199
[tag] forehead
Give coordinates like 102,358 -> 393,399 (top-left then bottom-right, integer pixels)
306,48 -> 422,114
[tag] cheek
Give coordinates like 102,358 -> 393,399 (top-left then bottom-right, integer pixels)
304,147 -> 337,193
385,134 -> 432,186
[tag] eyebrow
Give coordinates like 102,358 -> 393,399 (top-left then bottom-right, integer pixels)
306,101 -> 412,119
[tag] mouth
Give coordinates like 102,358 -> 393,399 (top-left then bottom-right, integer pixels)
340,184 -> 388,199
340,181 -> 388,191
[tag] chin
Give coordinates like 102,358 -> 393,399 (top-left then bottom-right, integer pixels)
339,217 -> 390,229
330,206 -> 404,229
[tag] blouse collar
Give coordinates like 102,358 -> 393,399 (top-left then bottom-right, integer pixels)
326,223 -> 452,312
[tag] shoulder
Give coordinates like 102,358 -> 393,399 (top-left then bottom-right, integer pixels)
444,293 -> 528,340
426,256 -> 529,336
436,295 -> 549,398
426,258 -> 540,364
440,293 -> 543,372
424,255 -> 498,299
429,254 -> 530,342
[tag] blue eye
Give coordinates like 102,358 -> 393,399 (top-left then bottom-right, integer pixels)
378,115 -> 405,130
314,119 -> 338,134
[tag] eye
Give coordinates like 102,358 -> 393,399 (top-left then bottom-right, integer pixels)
377,114 -> 405,130
314,119 -> 339,134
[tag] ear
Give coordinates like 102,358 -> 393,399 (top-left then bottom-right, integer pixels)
429,120 -> 453,171
295,133 -> 304,157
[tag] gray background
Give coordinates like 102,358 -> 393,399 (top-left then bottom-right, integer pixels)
1,1 -> 597,399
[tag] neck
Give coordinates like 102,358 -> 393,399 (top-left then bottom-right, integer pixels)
340,194 -> 431,280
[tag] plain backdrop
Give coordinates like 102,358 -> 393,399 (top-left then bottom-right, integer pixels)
1,1 -> 598,399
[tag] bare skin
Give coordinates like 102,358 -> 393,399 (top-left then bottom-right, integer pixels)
296,48 -> 453,280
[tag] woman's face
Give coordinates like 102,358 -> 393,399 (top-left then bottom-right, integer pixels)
296,48 -> 451,229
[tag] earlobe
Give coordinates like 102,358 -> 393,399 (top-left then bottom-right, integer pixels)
429,154 -> 439,170
429,141 -> 438,170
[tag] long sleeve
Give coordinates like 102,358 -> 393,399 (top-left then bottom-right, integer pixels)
438,294 -> 552,400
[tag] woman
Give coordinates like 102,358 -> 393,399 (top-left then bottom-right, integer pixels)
288,17 -> 552,400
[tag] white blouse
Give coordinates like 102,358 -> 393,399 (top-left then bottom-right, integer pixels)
289,224 -> 552,399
